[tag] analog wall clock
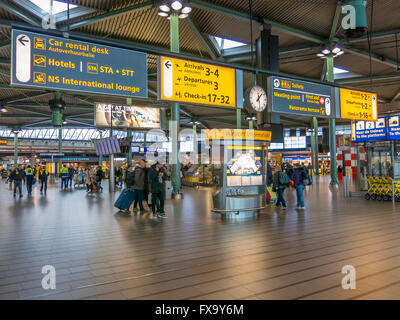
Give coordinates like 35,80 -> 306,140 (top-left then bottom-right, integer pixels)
244,85 -> 267,113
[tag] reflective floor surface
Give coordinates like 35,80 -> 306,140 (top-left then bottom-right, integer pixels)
1,176 -> 400,300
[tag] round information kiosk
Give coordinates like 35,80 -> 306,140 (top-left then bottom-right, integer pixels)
203,129 -> 271,218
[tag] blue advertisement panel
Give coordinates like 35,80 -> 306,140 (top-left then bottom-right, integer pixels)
351,117 -> 387,142
387,115 -> 400,140
11,29 -> 147,98
269,76 -> 333,118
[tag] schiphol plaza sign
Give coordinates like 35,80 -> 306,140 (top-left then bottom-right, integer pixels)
11,29 -> 148,98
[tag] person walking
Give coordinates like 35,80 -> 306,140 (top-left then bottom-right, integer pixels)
132,159 -> 147,213
11,166 -> 24,198
95,166 -> 103,192
272,167 -> 290,209
39,165 -> 49,195
67,166 -> 75,189
60,165 -> 69,190
149,163 -> 167,218
24,165 -> 35,196
293,164 -> 307,209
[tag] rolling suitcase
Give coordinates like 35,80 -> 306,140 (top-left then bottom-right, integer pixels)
114,188 -> 135,211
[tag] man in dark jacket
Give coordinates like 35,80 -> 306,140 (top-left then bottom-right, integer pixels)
149,163 -> 167,218
68,166 -> 75,189
24,165 -> 35,196
39,166 -> 49,195
11,166 -> 24,197
272,168 -> 289,209
293,165 -> 307,209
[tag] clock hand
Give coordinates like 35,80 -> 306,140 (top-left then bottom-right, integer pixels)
256,93 -> 262,102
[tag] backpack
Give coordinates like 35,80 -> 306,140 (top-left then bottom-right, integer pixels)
125,171 -> 135,188
278,171 -> 290,185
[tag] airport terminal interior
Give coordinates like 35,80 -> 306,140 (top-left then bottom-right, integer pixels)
1,0 -> 400,302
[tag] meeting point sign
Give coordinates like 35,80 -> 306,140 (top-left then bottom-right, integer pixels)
10,28 -> 148,98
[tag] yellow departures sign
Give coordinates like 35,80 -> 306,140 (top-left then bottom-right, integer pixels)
340,88 -> 378,121
158,56 -> 236,107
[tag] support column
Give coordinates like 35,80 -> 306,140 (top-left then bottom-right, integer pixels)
170,12 -> 181,197
99,130 -> 103,166
236,108 -> 241,129
127,129 -> 132,166
58,126 -> 62,171
193,123 -> 198,164
248,119 -> 253,129
13,131 -> 18,167
326,56 -> 337,184
313,117 -> 319,175
109,129 -> 115,192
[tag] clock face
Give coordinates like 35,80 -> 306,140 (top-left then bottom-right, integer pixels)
249,86 -> 267,112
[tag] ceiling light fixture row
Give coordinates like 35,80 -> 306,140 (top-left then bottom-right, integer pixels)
317,44 -> 344,58
158,0 -> 192,19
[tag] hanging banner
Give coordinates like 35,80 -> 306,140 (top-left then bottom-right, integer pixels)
11,29 -> 148,98
95,103 -> 160,129
339,88 -> 377,121
158,56 -> 236,107
351,117 -> 387,142
269,76 -> 333,117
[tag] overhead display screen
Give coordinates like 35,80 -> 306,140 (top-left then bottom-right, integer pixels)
268,136 -> 307,150
269,76 -> 333,118
340,88 -> 377,121
11,29 -> 148,98
158,56 -> 236,107
351,117 -> 387,142
226,146 -> 263,187
95,103 -> 160,129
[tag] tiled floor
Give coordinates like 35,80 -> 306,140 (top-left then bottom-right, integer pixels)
1,176 -> 400,300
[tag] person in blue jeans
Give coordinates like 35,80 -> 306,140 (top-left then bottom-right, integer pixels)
272,167 -> 289,209
293,164 -> 307,209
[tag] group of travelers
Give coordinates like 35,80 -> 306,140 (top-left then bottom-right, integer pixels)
121,160 -> 169,218
267,162 -> 312,210
5,164 -> 49,197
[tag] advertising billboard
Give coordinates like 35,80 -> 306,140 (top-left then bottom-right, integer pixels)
95,103 -> 160,129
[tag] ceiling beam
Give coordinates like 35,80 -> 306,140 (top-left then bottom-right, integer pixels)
341,28 -> 400,44
329,1 -> 342,42
342,45 -> 400,69
191,0 -> 325,44
391,90 -> 400,103
336,73 -> 400,84
1,92 -> 51,105
0,0 -> 41,26
21,119 -> 52,128
5,105 -> 51,117
60,1 -> 154,31
185,16 -> 217,60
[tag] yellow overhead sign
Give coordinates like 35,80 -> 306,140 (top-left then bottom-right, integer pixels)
158,56 -> 236,107
0,140 -> 8,144
203,129 -> 271,141
340,88 -> 378,121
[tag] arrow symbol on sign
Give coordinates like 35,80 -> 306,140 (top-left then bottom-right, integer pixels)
18,35 -> 29,46
165,61 -> 172,69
